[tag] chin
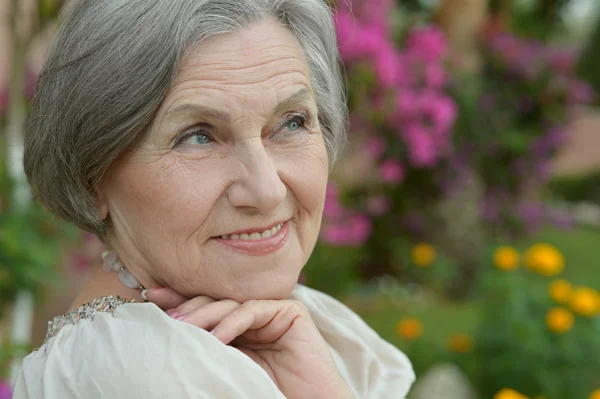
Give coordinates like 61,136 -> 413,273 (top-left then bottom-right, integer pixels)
224,270 -> 302,302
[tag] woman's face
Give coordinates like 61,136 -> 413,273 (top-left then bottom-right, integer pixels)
98,20 -> 329,302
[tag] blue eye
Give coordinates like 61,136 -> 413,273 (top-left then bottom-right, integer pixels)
177,129 -> 213,146
284,115 -> 307,133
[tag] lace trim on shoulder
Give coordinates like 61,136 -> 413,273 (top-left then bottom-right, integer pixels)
45,296 -> 136,343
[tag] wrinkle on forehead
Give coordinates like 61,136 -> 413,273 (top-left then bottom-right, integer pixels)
154,20 -> 314,132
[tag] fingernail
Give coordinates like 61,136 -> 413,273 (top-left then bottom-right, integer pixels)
142,287 -> 164,300
209,329 -> 215,335
140,289 -> 149,301
167,310 -> 181,318
175,314 -> 187,321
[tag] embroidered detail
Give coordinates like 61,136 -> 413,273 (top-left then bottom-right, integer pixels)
45,296 -> 136,343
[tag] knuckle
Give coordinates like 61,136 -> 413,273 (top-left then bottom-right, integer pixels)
289,299 -> 308,314
243,299 -> 260,310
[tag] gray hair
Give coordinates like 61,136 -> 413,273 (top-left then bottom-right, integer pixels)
24,0 -> 347,237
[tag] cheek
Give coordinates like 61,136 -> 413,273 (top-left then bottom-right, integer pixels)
277,137 -> 329,218
109,156 -> 224,235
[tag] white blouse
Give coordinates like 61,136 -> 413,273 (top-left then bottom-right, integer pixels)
13,285 -> 414,398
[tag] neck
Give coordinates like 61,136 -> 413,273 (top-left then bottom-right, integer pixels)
70,267 -> 145,310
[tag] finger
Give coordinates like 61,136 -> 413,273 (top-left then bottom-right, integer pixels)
213,300 -> 308,345
144,287 -> 189,310
174,295 -> 216,316
179,299 -> 241,330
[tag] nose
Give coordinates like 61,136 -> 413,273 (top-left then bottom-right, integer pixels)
227,139 -> 287,214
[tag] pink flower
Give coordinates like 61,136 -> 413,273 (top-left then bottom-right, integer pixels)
422,93 -> 457,134
347,214 -> 372,244
321,225 -> 350,246
323,200 -> 344,219
374,45 -> 400,87
321,213 -> 372,247
424,62 -> 447,88
0,382 -> 12,399
379,159 -> 404,183
396,53 -> 414,86
406,26 -> 447,63
365,135 -> 386,158
367,195 -> 391,216
397,89 -> 420,117
404,124 -> 438,167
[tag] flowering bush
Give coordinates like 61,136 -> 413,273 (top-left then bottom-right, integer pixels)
472,29 -> 596,235
305,0 -> 461,289
386,241 -> 600,398
474,244 -> 600,398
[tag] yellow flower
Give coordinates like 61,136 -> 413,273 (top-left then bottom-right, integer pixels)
447,334 -> 473,353
545,307 -> 574,333
494,388 -> 530,399
589,389 -> 600,399
524,243 -> 564,276
493,246 -> 520,271
395,318 -> 423,340
569,287 -> 600,318
548,279 -> 572,304
411,243 -> 436,267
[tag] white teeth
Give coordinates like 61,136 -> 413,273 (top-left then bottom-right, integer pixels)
220,222 -> 285,240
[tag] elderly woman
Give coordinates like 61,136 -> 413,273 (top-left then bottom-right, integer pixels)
13,0 -> 414,398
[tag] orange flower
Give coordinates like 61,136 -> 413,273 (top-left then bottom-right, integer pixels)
494,388 -> 530,399
493,246 -> 520,271
569,287 -> 600,318
524,244 -> 564,276
411,243 -> 436,267
589,389 -> 600,399
395,318 -> 423,340
545,307 -> 574,334
548,279 -> 572,304
447,334 -> 473,353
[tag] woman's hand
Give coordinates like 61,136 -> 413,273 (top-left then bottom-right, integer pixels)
146,288 -> 355,399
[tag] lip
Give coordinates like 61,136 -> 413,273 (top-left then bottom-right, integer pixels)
212,220 -> 290,256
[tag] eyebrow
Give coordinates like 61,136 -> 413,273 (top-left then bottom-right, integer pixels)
165,87 -> 314,123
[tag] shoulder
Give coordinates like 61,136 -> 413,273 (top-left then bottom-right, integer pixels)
291,285 -> 415,398
13,301 -> 285,399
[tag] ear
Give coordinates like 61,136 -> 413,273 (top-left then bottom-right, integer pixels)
96,180 -> 109,221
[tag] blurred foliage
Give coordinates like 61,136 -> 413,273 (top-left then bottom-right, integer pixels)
578,17 -> 600,103
303,242 -> 365,297
0,175 -> 79,319
0,341 -> 30,381
549,170 -> 600,205
0,0 -> 80,318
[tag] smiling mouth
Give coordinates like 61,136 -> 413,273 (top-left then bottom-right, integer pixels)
213,221 -> 290,256
219,223 -> 284,241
